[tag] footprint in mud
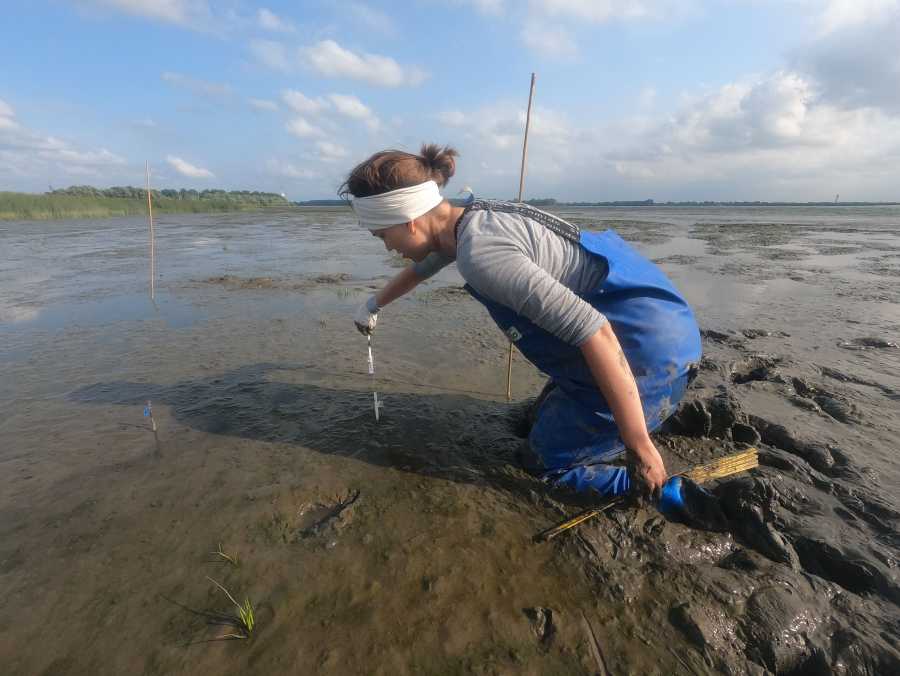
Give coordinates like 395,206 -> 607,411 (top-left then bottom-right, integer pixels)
260,490 -> 360,545
296,490 -> 360,540
749,416 -> 842,475
791,536 -> 900,604
789,377 -> 862,424
653,254 -> 700,266
668,602 -> 737,653
813,395 -> 861,424
740,578 -> 829,674
717,477 -> 800,568
729,354 -> 785,385
662,390 -> 746,441
700,328 -> 747,349
523,607 -> 556,647
741,328 -> 790,339
817,364 -> 900,400
837,336 -> 899,350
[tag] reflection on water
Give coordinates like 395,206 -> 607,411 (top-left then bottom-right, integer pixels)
2,292 -> 199,332
2,206 -> 898,341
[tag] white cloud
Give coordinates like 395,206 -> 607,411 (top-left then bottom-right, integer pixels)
436,110 -> 467,126
285,117 -> 325,138
0,104 -> 127,185
423,0 -> 505,14
797,0 -> 900,112
249,98 -> 279,112
614,162 -> 655,179
520,19 -> 577,58
257,7 -> 295,33
513,1 -> 696,57
282,90 -> 328,114
161,71 -> 232,98
166,155 -> 214,178
327,93 -> 379,130
86,0 -> 212,27
475,104 -> 573,152
302,40 -> 428,87
816,0 -> 898,35
598,68 -> 900,199
53,148 -> 125,165
529,0 -> 694,23
638,87 -> 657,110
0,99 -> 17,130
249,40 -> 293,73
347,2 -> 396,34
472,0 -> 505,12
629,72 -> 818,155
444,0 -> 505,14
266,158 -> 317,179
619,73 -> 819,157
315,140 -> 349,162
427,101 -> 576,190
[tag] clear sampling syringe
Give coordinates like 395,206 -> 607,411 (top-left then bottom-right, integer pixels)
367,335 -> 382,421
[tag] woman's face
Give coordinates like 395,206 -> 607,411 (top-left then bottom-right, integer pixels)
371,222 -> 430,261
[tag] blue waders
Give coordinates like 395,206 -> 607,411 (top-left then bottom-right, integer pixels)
465,221 -> 702,498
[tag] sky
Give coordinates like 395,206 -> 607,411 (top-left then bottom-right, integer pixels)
1,0 -> 899,201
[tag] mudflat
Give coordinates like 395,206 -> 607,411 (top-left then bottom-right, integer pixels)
2,206 -> 899,674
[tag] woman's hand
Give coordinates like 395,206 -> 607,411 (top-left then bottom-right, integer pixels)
629,441 -> 668,498
352,264 -> 429,335
353,295 -> 379,335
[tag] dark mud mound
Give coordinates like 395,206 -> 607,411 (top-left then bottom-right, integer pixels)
599,328 -> 900,674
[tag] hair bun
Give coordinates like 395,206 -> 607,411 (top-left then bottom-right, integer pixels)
419,143 -> 458,187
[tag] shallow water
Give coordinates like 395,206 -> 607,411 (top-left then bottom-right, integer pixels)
2,206 -> 899,674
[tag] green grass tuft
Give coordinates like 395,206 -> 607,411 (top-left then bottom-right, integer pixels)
206,577 -> 255,640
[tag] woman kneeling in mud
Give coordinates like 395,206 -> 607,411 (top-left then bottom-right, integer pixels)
342,144 -> 701,498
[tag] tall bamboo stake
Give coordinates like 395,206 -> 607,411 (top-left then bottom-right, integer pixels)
146,160 -> 156,300
507,72 -> 537,401
517,73 -> 537,204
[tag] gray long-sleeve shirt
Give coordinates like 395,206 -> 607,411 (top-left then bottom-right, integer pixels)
412,203 -> 609,346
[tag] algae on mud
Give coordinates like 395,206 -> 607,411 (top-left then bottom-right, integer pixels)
1,206 -> 899,674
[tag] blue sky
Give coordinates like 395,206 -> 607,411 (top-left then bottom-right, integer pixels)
1,1 -> 899,201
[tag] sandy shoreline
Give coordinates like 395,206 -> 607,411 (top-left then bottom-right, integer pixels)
2,208 -> 899,674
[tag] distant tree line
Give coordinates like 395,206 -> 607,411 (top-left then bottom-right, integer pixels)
49,185 -> 289,205
2,185 -> 293,220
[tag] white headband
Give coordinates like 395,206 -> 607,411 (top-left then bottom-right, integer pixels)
350,180 -> 443,230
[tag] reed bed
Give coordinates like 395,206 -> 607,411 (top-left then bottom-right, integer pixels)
0,191 -> 292,221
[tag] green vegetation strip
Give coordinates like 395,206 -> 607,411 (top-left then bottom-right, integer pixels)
0,186 -> 292,220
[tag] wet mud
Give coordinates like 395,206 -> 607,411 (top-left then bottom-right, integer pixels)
648,330 -> 900,674
2,207 -> 899,674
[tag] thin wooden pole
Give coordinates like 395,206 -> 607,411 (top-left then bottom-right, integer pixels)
507,72 -> 536,401
517,73 -> 537,203
506,342 -> 514,401
146,161 -> 155,300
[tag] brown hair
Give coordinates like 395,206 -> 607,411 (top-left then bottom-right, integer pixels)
339,143 -> 458,199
